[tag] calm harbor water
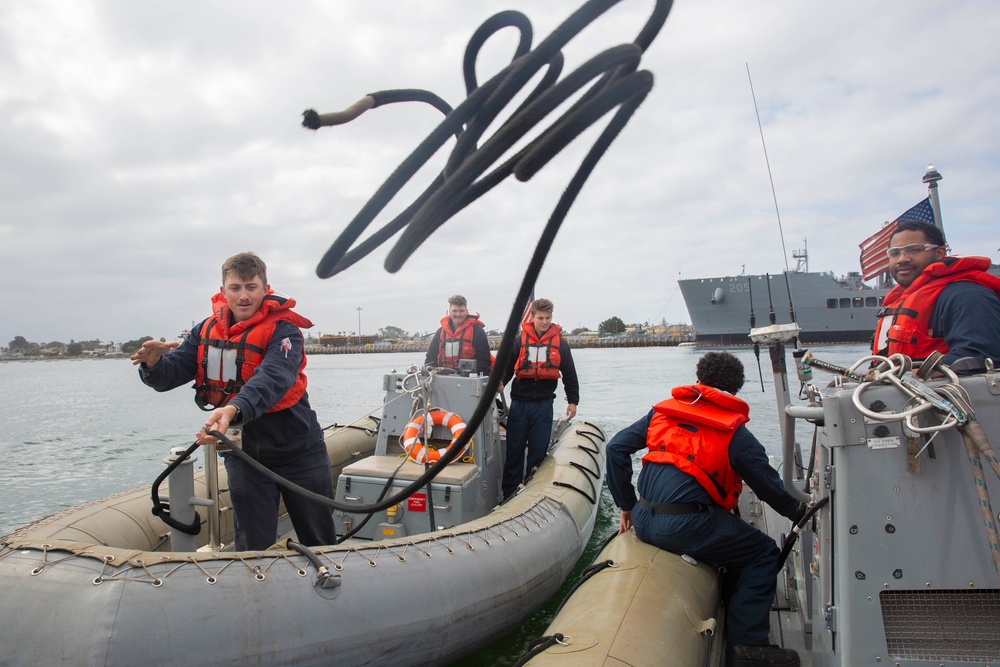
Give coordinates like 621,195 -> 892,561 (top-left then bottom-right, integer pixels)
0,343 -> 870,665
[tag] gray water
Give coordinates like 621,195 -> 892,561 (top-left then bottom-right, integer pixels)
0,343 -> 871,664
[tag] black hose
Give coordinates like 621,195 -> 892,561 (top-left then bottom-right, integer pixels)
777,497 -> 829,570
425,469 -> 437,534
149,442 -> 202,535
287,539 -> 326,572
290,0 -> 672,516
803,427 -> 818,493
335,470 -> 399,544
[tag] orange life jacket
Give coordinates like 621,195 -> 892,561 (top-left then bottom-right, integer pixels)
194,291 -> 312,411
873,256 -> 1000,359
515,322 -> 562,381
435,314 -> 489,370
642,384 -> 749,511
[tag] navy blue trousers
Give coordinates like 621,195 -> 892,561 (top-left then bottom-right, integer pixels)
503,399 -> 554,498
223,444 -> 337,551
634,502 -> 780,645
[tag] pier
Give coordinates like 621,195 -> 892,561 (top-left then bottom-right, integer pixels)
305,333 -> 696,355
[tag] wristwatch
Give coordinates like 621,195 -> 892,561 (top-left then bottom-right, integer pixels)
232,406 -> 243,425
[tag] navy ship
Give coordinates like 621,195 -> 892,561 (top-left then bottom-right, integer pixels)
678,165 -> 997,346
679,262 -> 884,346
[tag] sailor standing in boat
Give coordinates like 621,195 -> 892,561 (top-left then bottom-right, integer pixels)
130,251 -> 337,551
606,351 -> 804,667
498,298 -> 579,500
424,294 -> 493,374
873,220 -> 1000,363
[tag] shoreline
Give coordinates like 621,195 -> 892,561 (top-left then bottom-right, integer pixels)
2,336 -> 699,362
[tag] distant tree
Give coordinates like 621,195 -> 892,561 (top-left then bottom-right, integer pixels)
121,336 -> 154,354
67,342 -> 84,356
570,326 -> 589,335
8,335 -> 29,351
378,325 -> 409,339
8,336 -> 40,355
598,316 -> 626,336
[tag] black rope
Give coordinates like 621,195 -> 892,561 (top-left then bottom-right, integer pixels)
290,0 -> 673,516
203,430 -> 436,518
570,459 -> 600,482
207,430 -> 351,512
575,443 -> 602,469
512,633 -> 566,667
575,430 -> 605,449
287,539 -> 326,572
777,497 -> 829,570
322,417 -> 380,436
335,469 -> 400,544
565,462 -> 598,500
803,427 -> 818,494
553,558 -> 615,616
149,442 -> 202,535
553,480 -> 596,504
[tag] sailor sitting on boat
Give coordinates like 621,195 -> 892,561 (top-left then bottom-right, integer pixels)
424,294 -> 493,374
874,220 -> 1000,364
606,351 -> 804,667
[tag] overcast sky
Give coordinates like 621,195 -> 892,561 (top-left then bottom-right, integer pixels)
2,0 -> 998,346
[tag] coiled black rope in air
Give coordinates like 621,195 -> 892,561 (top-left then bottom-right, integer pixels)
295,0 -> 673,517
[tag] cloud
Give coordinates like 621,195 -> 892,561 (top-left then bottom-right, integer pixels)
2,0 -> 998,346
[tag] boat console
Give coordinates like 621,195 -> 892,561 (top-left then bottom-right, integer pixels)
334,369 -> 504,540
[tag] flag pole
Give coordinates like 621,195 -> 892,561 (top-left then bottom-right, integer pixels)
923,164 -> 944,236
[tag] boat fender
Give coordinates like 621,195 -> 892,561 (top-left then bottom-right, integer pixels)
402,409 -> 472,464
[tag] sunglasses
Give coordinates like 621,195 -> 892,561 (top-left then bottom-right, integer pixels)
886,243 -> 940,259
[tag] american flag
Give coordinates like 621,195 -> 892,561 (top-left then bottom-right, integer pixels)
521,299 -> 534,325
858,198 -> 935,281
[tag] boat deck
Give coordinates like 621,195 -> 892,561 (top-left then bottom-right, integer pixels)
771,608 -> 812,667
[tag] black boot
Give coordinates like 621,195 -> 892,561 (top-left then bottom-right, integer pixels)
725,642 -> 800,667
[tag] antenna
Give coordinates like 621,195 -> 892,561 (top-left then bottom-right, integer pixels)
747,277 -> 765,392
765,273 -> 777,326
748,63 -> 801,349
746,63 -> 791,275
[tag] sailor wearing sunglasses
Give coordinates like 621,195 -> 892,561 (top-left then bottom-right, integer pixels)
873,220 -> 1000,364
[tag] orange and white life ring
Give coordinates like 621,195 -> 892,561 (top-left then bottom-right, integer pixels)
401,409 -> 471,464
